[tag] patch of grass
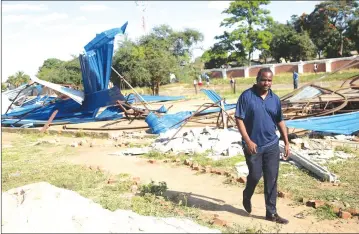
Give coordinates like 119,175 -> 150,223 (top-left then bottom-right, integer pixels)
209,69 -> 359,85
334,145 -> 356,154
277,154 -> 359,217
142,151 -> 245,171
140,180 -> 168,196
314,204 -> 338,220
75,130 -> 86,138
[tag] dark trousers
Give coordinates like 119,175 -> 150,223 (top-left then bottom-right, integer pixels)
243,142 -> 280,216
293,80 -> 298,89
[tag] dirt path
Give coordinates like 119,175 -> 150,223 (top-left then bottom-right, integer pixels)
67,147 -> 359,233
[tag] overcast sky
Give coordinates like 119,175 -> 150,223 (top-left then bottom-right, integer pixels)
2,1 -> 320,82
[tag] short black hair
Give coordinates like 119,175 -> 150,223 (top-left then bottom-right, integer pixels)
256,67 -> 273,81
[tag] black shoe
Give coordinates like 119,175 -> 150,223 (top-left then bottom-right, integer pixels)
265,213 -> 289,224
243,198 -> 252,214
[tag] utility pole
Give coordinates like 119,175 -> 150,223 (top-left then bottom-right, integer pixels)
135,1 -> 147,34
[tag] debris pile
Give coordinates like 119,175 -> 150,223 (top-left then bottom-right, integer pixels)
2,182 -> 220,233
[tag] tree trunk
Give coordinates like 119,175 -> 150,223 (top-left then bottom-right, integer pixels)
155,82 -> 160,95
339,32 -> 343,57
248,52 -> 251,66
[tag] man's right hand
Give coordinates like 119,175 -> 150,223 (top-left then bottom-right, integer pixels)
246,140 -> 257,155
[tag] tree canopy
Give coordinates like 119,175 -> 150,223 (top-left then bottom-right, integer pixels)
7,71 -> 31,88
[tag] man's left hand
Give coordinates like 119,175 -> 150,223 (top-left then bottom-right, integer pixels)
283,144 -> 290,160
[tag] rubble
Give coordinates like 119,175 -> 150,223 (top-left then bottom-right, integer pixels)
2,182 -> 220,233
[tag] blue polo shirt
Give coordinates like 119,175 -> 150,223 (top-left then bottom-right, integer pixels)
235,85 -> 283,148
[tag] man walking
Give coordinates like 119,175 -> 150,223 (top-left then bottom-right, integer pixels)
293,70 -> 299,89
235,67 -> 290,224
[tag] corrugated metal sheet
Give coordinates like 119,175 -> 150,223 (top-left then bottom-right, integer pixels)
285,111 -> 359,135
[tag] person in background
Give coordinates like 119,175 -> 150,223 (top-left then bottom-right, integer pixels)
314,63 -> 318,74
198,75 -> 203,86
235,67 -> 290,225
204,73 -> 210,87
292,70 -> 299,89
193,78 -> 198,94
230,77 -> 235,89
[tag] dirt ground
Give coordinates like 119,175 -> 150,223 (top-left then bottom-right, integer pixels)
3,132 -> 358,233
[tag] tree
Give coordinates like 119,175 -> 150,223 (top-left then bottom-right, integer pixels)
201,43 -> 229,69
37,57 -> 82,86
295,0 -> 359,58
346,19 -> 359,52
219,0 -> 273,66
7,71 -> 30,88
1,82 -> 7,91
269,22 -> 316,62
112,25 -> 204,94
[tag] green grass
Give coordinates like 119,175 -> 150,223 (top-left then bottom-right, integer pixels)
143,151 -> 245,172
210,69 -> 359,86
276,154 -> 359,216
2,133 -> 259,233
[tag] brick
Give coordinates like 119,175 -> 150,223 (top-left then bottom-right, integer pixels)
306,200 -> 325,209
278,191 -> 289,198
201,167 -> 206,173
193,165 -> 200,171
148,159 -> 156,164
347,208 -> 358,216
216,170 -> 224,175
184,159 -> 191,165
210,217 -> 227,227
236,177 -> 247,183
339,211 -> 352,219
224,171 -> 231,177
192,162 -> 199,169
205,166 -> 212,173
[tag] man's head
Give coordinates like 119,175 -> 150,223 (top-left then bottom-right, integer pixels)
256,67 -> 273,91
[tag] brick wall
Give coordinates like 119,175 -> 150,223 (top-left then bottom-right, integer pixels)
227,69 -> 244,78
331,59 -> 359,71
275,64 -> 298,74
249,67 -> 263,77
209,71 -> 222,78
303,63 -> 325,73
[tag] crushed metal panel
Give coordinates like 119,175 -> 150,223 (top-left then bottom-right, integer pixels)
31,76 -> 84,104
287,86 -> 323,102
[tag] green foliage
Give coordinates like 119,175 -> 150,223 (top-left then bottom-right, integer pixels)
218,0 -> 273,66
2,82 -> 7,91
111,25 -> 203,94
268,22 -> 316,62
347,19 -> 359,52
7,71 -> 31,88
37,56 -> 82,86
140,180 -> 168,196
292,0 -> 359,58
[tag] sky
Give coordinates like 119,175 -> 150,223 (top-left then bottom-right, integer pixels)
1,1 -> 320,82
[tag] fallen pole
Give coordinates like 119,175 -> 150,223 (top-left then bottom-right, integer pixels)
40,110 -> 58,133
111,66 -> 153,111
279,141 -> 338,182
